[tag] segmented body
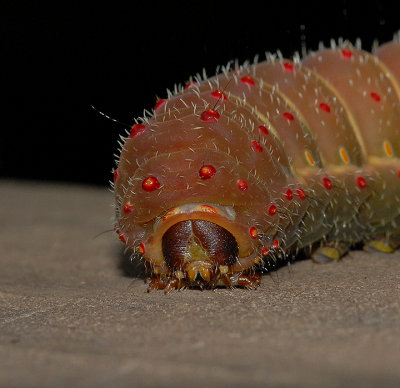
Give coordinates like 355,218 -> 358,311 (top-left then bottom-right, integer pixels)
113,36 -> 400,292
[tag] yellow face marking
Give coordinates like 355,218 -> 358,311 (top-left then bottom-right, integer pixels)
162,207 -> 180,221
383,140 -> 393,158
197,204 -> 219,214
304,150 -> 315,167
339,147 -> 350,164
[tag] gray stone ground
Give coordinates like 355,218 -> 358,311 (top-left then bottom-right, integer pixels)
1,180 -> 400,388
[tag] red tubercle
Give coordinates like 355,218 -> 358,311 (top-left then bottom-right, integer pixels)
322,177 -> 332,190
283,112 -> 294,121
283,62 -> 294,72
199,164 -> 216,179
211,89 -> 227,100
261,247 -> 269,257
123,202 -> 133,214
154,98 -> 166,111
249,226 -> 258,239
139,243 -> 145,254
251,140 -> 263,153
129,123 -> 146,138
356,176 -> 367,189
296,188 -> 306,200
185,81 -> 197,89
258,125 -> 269,135
370,92 -> 381,102
319,102 -> 331,113
398,170 -> 400,179
271,240 -> 279,249
285,189 -> 293,201
142,176 -> 160,192
237,180 -> 248,191
113,169 -> 118,182
200,109 -> 220,122
268,204 -> 277,216
341,49 -> 352,59
240,75 -> 255,86
118,234 -> 126,244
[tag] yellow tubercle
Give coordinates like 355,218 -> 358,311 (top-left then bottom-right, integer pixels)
383,140 -> 393,158
339,147 -> 350,164
304,150 -> 315,166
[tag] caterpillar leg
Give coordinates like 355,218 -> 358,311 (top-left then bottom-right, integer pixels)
364,236 -> 400,254
220,272 -> 261,289
146,276 -> 184,294
311,243 -> 349,264
146,270 -> 261,293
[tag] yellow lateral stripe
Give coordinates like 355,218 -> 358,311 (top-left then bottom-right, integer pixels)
227,94 -> 284,148
307,67 -> 369,162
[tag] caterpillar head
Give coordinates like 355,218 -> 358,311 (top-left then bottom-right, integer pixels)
142,202 -> 264,290
115,195 -> 268,291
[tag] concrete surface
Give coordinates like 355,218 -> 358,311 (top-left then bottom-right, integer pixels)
1,180 -> 400,388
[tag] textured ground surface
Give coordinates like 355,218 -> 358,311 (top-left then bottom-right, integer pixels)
1,180 -> 400,388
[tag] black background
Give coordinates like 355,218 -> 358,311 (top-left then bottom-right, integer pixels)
2,0 -> 399,187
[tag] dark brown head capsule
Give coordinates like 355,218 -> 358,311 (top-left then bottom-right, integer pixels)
162,219 -> 238,284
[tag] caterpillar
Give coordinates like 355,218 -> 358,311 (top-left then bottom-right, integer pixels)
113,35 -> 400,293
